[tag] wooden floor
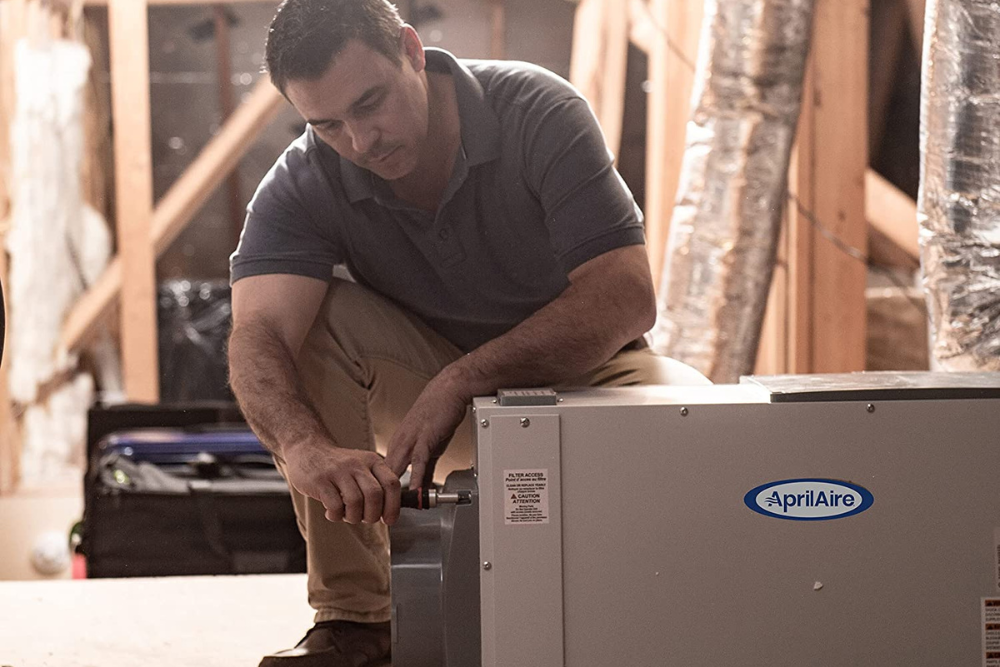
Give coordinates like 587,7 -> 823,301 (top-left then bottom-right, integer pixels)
0,574 -> 314,666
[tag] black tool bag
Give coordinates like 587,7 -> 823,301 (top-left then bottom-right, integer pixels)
82,427 -> 306,578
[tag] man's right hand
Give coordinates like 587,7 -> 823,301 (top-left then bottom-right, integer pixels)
282,441 -> 402,526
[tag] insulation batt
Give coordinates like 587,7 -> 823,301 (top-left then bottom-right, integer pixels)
918,0 -> 1000,370
7,38 -> 111,480
651,0 -> 815,383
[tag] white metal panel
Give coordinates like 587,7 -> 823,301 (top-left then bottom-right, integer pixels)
477,412 -> 563,667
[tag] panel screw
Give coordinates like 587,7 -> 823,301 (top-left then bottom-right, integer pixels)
520,418 -> 530,428
680,407 -> 689,416
472,407 -> 477,413
558,398 -> 564,402
492,399 -> 498,404
481,419 -> 490,428
483,561 -> 492,571
866,404 -> 875,413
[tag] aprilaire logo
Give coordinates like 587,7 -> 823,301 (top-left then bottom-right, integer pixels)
744,479 -> 874,521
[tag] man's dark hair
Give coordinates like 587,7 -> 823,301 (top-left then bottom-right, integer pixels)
265,0 -> 405,94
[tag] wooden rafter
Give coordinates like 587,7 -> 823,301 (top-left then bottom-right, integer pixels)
642,0 -> 703,292
61,77 -> 286,354
866,169 -> 919,263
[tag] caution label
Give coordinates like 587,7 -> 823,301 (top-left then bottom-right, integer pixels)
983,599 -> 1000,666
504,469 -> 549,525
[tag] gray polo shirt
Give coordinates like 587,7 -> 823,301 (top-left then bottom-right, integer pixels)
231,48 -> 644,352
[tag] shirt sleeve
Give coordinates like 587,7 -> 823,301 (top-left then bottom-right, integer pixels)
524,95 -> 646,274
229,142 -> 343,285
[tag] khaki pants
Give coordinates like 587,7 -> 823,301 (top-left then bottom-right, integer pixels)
275,279 -> 708,623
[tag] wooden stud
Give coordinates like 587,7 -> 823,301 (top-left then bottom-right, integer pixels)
644,0 -> 702,292
61,77 -> 285,353
570,0 -> 629,161
866,168 -> 918,261
755,211 -> 791,375
627,0 -> 655,55
758,0 -> 871,374
0,0 -> 27,494
789,0 -> 869,373
109,0 -> 159,402
570,0 -> 605,111
489,0 -> 505,60
82,9 -> 112,220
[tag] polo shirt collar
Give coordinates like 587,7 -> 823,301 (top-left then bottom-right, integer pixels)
426,48 -> 501,168
330,47 -> 500,204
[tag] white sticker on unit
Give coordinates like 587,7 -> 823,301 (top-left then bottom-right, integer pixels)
983,598 -> 1000,667
504,469 -> 549,525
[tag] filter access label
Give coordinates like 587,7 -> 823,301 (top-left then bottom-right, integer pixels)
504,469 -> 549,525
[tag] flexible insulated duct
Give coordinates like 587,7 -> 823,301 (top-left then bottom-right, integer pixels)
918,0 -> 1000,370
650,0 -> 815,382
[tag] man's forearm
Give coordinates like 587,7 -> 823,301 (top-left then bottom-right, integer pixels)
443,247 -> 656,401
228,323 -> 332,459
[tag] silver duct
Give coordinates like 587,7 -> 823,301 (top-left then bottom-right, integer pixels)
918,0 -> 1000,371
650,0 -> 815,382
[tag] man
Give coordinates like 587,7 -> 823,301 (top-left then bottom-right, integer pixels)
229,1 -> 708,665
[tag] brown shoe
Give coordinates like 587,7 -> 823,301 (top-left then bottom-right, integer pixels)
258,620 -> 391,667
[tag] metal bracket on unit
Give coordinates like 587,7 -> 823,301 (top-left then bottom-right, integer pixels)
497,388 -> 558,406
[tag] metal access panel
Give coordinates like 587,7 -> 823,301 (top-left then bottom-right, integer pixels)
474,373 -> 1000,667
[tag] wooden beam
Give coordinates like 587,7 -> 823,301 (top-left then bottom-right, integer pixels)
865,168 -> 919,261
109,0 -> 159,402
788,0 -> 870,373
0,0 -> 27,495
628,0 -> 655,55
0,0 -> 23,225
61,77 -> 285,353
570,0 -> 629,161
644,0 -> 702,293
869,223 -> 920,269
489,0 -> 505,60
570,0 -> 605,110
755,209 -> 791,375
598,0 -> 628,160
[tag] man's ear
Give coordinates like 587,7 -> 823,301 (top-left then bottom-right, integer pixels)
399,25 -> 425,72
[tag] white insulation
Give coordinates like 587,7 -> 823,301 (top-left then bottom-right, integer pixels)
7,38 -> 111,480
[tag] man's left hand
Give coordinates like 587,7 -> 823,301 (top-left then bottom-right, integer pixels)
385,373 -> 469,489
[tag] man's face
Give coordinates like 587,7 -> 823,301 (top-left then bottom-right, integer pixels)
285,32 -> 429,181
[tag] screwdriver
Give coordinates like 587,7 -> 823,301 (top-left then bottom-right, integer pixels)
400,487 -> 473,509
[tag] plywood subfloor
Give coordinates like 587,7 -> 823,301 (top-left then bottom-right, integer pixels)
0,574 -> 314,667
